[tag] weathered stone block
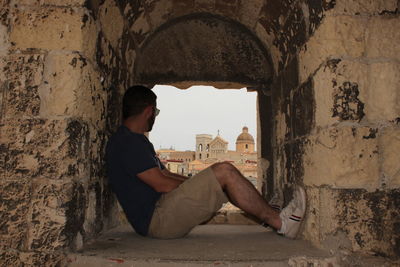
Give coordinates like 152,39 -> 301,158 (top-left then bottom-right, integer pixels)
10,7 -> 97,58
19,251 -> 66,267
299,16 -> 366,83
2,118 -> 90,180
365,62 -> 400,122
335,189 -> 400,257
171,0 -> 195,17
275,111 -> 288,148
99,0 -> 124,50
215,0 -> 239,18
238,0 -> 263,30
130,8 -> 150,36
303,126 -> 380,190
313,59 -> 368,128
0,23 -> 9,56
27,179 -> 69,251
17,0 -> 86,6
291,78 -> 315,138
146,0 -> 173,31
304,188 -> 400,258
0,54 -> 44,119
367,17 -> 400,61
0,250 -> 20,267
302,187 -> 321,245
380,127 -> 400,188
195,0 -> 215,11
255,22 -> 281,74
304,187 -> 355,253
38,52 -> 106,125
27,179 -> 85,252
329,0 -> 398,15
0,179 -> 31,250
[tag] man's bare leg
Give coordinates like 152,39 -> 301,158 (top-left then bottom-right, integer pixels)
211,162 -> 282,230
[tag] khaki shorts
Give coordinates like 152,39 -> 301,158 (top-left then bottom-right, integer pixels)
148,167 -> 228,239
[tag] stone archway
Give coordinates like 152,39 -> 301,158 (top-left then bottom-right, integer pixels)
134,13 -> 273,87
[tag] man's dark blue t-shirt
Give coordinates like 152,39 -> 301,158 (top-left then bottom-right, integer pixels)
105,125 -> 164,236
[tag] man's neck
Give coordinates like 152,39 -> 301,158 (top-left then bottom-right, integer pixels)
123,118 -> 147,135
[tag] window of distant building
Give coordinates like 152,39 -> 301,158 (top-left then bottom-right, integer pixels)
245,144 -> 248,149
207,154 -> 209,158
206,144 -> 209,152
199,144 -> 203,151
199,154 -> 202,159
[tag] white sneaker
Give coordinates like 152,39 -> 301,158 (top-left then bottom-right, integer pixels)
277,186 -> 306,239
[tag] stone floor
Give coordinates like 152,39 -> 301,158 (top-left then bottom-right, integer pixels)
67,224 -> 338,267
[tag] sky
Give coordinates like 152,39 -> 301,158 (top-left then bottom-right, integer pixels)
149,85 -> 258,151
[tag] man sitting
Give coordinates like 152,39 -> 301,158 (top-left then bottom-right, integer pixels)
106,85 -> 306,239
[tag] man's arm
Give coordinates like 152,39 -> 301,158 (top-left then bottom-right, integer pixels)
137,167 -> 183,193
162,169 -> 189,181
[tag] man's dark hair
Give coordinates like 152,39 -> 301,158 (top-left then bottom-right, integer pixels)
122,85 -> 157,119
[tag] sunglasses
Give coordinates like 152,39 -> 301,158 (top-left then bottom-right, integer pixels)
154,107 -> 160,116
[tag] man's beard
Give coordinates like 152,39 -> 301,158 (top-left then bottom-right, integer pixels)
147,114 -> 155,132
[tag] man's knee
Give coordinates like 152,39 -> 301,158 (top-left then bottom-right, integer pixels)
211,162 -> 237,184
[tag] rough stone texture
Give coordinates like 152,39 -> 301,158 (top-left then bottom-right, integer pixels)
145,0 -> 174,32
2,118 -> 87,181
311,59 -> 399,126
367,17 -> 400,61
38,52 -> 106,125
303,188 -> 400,258
10,7 -> 97,58
380,126 -> 400,188
135,14 -> 273,86
27,179 -> 74,252
15,0 -> 86,6
99,0 -> 124,50
303,126 -> 380,190
329,0 -> 398,15
336,189 -> 400,257
365,62 -> 400,122
0,179 -> 31,251
254,21 -> 281,75
313,59 -> 367,128
0,54 -> 45,119
238,0 -> 264,30
299,16 -> 367,83
0,23 -> 9,56
1,250 -> 66,267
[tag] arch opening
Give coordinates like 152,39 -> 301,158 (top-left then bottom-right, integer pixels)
134,13 -> 274,88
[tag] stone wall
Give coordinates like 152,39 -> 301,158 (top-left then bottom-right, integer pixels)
1,0 -> 399,265
0,0 -> 123,265
271,0 -> 400,258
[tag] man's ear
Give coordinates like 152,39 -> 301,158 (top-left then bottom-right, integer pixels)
144,105 -> 154,118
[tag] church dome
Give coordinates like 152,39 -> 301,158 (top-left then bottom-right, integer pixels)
236,126 -> 254,143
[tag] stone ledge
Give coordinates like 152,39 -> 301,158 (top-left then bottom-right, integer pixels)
67,225 -> 333,266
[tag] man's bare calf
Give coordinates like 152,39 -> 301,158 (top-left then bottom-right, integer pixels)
212,161 -> 306,239
211,162 -> 282,230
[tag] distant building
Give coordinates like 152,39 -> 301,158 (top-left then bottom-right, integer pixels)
156,126 -> 258,187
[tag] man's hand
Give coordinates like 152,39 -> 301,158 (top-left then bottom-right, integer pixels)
137,167 -> 182,193
162,169 -> 189,181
